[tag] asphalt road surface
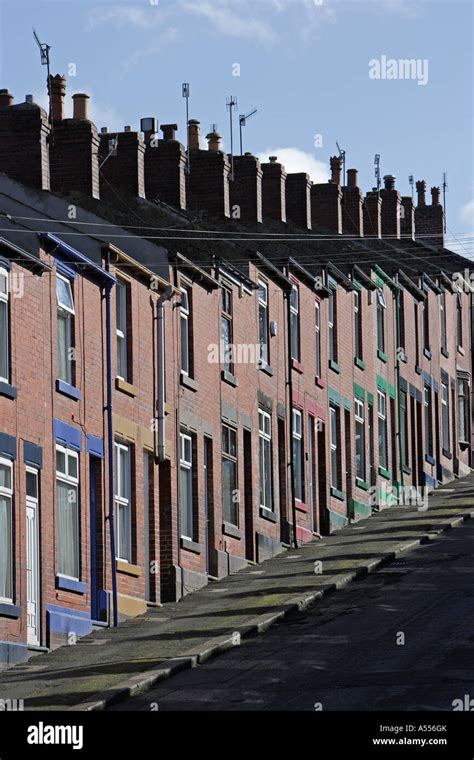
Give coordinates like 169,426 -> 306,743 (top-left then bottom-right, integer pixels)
110,519 -> 474,711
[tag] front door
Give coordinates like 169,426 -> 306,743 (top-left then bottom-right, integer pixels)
26,468 -> 40,647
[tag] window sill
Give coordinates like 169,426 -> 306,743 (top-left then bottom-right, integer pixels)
295,500 -> 309,513
0,602 -> 21,618
459,440 -> 470,451
415,365 -> 422,375
115,377 -> 138,397
56,379 -> 81,401
55,575 -> 87,594
402,465 -> 412,475
315,376 -> 326,388
116,560 -> 142,577
291,358 -> 305,374
355,478 -> 369,491
441,347 -> 449,359
221,369 -> 239,387
180,372 -> 199,392
423,348 -> 432,360
329,359 -> 341,374
442,449 -> 452,460
258,361 -> 274,377
377,350 -> 388,363
330,486 -> 346,501
354,357 -> 365,370
457,346 -> 465,356
222,521 -> 242,540
259,507 -> 277,523
399,351 -> 408,364
0,381 -> 17,399
180,536 -> 203,555
424,454 -> 436,466
378,466 -> 391,480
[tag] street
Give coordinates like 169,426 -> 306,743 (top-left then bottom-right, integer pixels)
110,519 -> 474,712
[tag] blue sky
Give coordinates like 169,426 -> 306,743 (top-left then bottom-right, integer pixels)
0,0 -> 472,255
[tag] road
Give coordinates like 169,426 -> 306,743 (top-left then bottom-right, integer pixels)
110,519 -> 474,711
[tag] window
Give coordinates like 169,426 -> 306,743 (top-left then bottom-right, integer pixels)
400,389 -> 409,468
441,381 -> 450,452
330,405 -> 341,490
180,287 -> 191,376
259,410 -> 273,511
0,458 -> 13,601
221,285 -> 233,374
292,409 -> 304,501
354,290 -> 362,360
414,301 -> 420,367
116,279 -> 129,381
376,289 -> 386,354
290,284 -> 300,362
222,425 -> 238,525
315,301 -> 321,378
377,391 -> 388,470
423,296 -> 430,351
329,288 -> 337,362
258,280 -> 269,366
179,433 -> 194,539
440,290 -> 447,352
458,378 -> 470,443
56,274 -> 75,385
0,268 -> 9,383
424,386 -> 433,457
114,442 -> 132,562
56,445 -> 79,579
354,399 -> 365,481
456,292 -> 463,349
399,291 -> 406,352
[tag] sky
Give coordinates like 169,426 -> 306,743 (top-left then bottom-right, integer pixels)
0,0 -> 472,256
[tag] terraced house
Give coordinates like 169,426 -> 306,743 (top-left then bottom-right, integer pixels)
0,78 -> 471,668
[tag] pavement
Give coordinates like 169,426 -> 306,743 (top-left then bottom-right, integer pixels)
0,474 -> 473,711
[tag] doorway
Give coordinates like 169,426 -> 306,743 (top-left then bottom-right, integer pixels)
26,467 -> 40,647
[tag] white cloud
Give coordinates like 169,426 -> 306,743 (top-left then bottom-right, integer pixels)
257,148 -> 329,183
181,0 -> 276,43
459,199 -> 474,227
87,6 -> 158,31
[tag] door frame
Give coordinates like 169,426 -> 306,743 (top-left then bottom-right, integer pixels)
25,466 -> 40,647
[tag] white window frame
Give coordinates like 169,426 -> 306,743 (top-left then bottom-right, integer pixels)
458,378 -> 470,444
328,288 -> 336,362
0,457 -> 13,603
376,289 -> 386,354
259,410 -> 273,511
258,280 -> 269,366
221,284 -> 233,374
354,289 -> 362,360
290,284 -> 300,362
330,405 -> 339,490
114,442 -> 132,563
315,300 -> 321,378
292,408 -> 303,502
355,398 -> 365,481
440,290 -> 447,351
116,278 -> 128,382
56,273 -> 75,385
180,287 -> 190,377
424,385 -> 433,457
441,381 -> 450,452
222,424 -> 238,525
180,433 -> 193,540
55,444 -> 80,580
377,390 -> 388,470
0,267 -> 9,384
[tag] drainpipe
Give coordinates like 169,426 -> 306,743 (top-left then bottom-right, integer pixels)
285,283 -> 298,549
105,254 -> 118,627
394,282 -> 404,491
155,285 -> 174,462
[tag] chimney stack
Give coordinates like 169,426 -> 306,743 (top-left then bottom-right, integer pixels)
0,89 -> 13,107
286,173 -> 312,229
188,119 -> 200,150
363,191 -> 382,238
310,156 -> 343,234
187,123 -> 230,218
342,168 -> 364,236
262,157 -> 287,224
143,118 -> 187,210
380,174 -> 401,239
0,92 -> 50,190
230,153 -> 263,224
99,128 -> 146,200
400,196 -> 415,239
414,180 -> 444,248
48,74 -> 66,122
72,93 -> 90,121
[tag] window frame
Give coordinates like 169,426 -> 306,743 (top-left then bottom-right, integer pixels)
292,408 -> 304,502
221,284 -> 234,374
329,405 -> 341,490
258,280 -> 269,366
354,398 -> 365,481
0,267 -> 9,384
179,432 -> 194,540
115,278 -> 129,382
315,300 -> 321,378
440,290 -> 447,352
180,286 -> 191,377
424,385 -> 433,457
56,273 -> 75,385
328,287 -> 337,363
0,457 -> 13,603
376,289 -> 386,354
55,444 -> 80,580
114,441 -> 132,563
221,424 -> 239,525
290,283 -> 300,362
441,381 -> 450,453
377,390 -> 388,470
259,410 -> 273,511
354,289 -> 362,361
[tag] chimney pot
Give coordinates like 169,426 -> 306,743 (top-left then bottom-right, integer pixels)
101,127 -> 108,134
383,174 -> 396,190
48,74 -> 66,121
330,155 -> 342,185
269,156 -> 278,164
124,125 -> 131,132
206,131 -> 222,152
347,168 -> 358,187
161,123 -> 178,141
25,95 -> 34,104
0,89 -> 13,107
431,186 -> 441,206
188,119 -> 201,150
72,93 -> 90,121
416,180 -> 426,206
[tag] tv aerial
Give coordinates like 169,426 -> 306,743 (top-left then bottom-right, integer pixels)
239,108 -> 258,155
